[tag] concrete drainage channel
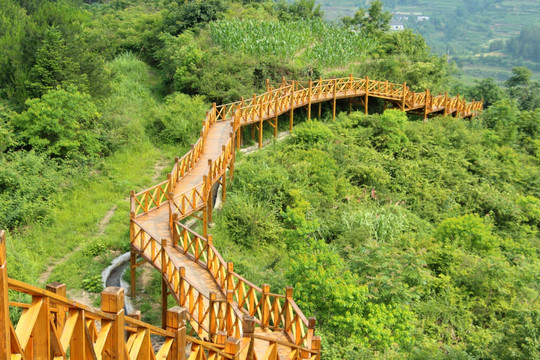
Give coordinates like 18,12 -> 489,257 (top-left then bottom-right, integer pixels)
99,135 -> 284,346
101,252 -> 134,314
101,182 -> 225,315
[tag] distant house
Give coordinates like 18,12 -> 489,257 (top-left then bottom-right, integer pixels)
390,20 -> 405,31
417,16 -> 430,21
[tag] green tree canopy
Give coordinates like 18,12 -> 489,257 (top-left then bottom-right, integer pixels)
11,86 -> 102,161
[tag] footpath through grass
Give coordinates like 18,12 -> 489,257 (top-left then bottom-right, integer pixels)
5,54 -> 184,293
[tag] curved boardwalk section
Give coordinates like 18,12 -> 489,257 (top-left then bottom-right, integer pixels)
0,77 -> 482,360
129,77 -> 482,359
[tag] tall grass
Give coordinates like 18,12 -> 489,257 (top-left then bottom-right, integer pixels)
5,53 -> 180,290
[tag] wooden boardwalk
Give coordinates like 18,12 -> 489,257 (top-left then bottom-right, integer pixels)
128,77 -> 482,359
0,77 -> 481,360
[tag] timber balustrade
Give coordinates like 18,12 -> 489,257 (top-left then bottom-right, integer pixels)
0,231 -> 320,360
130,76 -> 481,219
127,75 -> 481,358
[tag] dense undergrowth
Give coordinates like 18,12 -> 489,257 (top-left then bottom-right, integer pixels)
1,0 -> 539,358
212,109 -> 540,359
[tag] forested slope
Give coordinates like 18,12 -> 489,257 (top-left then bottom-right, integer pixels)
0,0 -> 538,359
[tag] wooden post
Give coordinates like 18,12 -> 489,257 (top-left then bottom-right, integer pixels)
222,174 -> 227,204
161,239 -> 169,330
424,88 -> 430,122
401,82 -> 407,111
273,90 -> 278,138
332,79 -> 337,121
101,287 -> 125,360
261,284 -> 270,328
266,79 -> 270,93
167,307 -> 187,360
179,267 -> 186,305
226,291 -> 234,336
258,97 -> 263,149
46,282 -> 67,332
226,262 -> 234,291
311,336 -> 322,360
307,79 -> 312,120
365,76 -> 369,115
243,316 -> 255,360
284,287 -> 293,333
444,92 -> 449,116
0,231 -> 9,360
130,250 -> 137,298
225,337 -> 241,360
202,176 -> 208,238
207,235 -> 213,267
455,94 -> 460,118
289,81 -> 295,131
349,74 -> 354,93
348,98 -> 352,114
318,77 -> 322,118
217,331 -> 227,347
208,160 -> 214,224
209,292 -> 217,340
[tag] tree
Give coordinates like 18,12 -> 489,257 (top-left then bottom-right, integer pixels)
276,0 -> 323,21
164,0 -> 225,35
341,0 -> 391,37
505,66 -> 540,111
27,26 -> 88,97
11,86 -> 102,161
467,78 -> 505,108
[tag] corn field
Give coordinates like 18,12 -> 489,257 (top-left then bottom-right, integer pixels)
209,19 -> 376,68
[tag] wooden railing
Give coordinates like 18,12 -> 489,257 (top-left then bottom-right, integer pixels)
126,75 -> 482,359
171,222 -> 315,348
0,230 -> 262,360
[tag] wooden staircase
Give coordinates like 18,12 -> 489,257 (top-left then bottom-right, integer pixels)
0,76 -> 482,360
128,77 -> 482,359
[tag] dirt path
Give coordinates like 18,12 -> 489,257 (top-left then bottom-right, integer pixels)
38,205 -> 118,284
152,158 -> 170,183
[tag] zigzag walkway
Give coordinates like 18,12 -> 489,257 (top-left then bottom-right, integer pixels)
129,77 -> 483,359
0,77 -> 482,360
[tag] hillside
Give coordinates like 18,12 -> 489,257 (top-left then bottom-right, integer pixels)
318,0 -> 540,82
0,0 -> 539,359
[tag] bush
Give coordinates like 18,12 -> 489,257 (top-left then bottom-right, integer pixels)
434,214 -> 498,253
82,274 -> 104,293
372,109 -> 409,154
11,86 -> 102,161
83,242 -> 107,257
147,92 -> 207,146
217,193 -> 282,248
0,151 -> 61,229
291,120 -> 334,145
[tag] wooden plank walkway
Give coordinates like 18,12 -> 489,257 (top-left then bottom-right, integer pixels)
129,76 -> 482,359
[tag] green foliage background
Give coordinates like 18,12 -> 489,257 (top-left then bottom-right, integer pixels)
0,0 -> 538,358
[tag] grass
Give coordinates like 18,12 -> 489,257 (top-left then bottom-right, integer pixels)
4,53 -> 187,292
318,0 -> 540,81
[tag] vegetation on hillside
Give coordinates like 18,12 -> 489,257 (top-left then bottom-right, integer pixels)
0,0 -> 538,358
213,106 -> 539,359
319,0 -> 540,82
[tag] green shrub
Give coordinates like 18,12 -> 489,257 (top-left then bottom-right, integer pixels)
217,193 -> 282,248
372,109 -> 409,153
147,92 -> 207,146
291,120 -> 334,145
11,86 -> 102,161
82,275 -> 104,293
83,242 -> 107,257
0,151 -> 61,229
434,214 -> 498,253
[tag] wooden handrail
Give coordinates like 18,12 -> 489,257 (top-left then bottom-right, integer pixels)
126,76 -> 481,359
